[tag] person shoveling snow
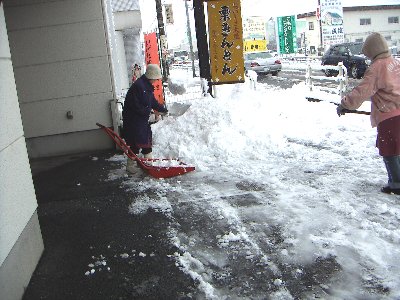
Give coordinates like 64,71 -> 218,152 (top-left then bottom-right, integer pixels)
337,32 -> 400,195
122,64 -> 168,174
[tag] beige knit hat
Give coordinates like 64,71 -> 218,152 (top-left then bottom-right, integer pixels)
362,32 -> 391,60
144,64 -> 162,80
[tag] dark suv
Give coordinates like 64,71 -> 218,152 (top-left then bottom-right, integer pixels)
321,42 -> 371,79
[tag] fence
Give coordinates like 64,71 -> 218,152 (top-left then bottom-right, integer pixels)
281,53 -> 400,63
281,55 -> 322,64
305,62 -> 348,99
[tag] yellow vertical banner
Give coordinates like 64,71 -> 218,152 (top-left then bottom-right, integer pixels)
207,0 -> 245,84
144,32 -> 164,105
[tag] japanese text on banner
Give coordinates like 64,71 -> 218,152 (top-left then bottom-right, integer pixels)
143,32 -> 164,105
207,0 -> 245,84
277,16 -> 297,54
320,0 -> 345,48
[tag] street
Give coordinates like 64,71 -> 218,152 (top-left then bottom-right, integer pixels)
257,66 -> 361,92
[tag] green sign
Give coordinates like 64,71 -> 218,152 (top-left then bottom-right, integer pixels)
277,16 -> 297,54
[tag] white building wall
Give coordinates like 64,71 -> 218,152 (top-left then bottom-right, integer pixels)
303,17 -> 321,54
0,3 -> 44,300
343,8 -> 400,48
3,0 -> 116,158
113,9 -> 143,89
297,6 -> 400,54
344,8 -> 400,34
114,30 -> 130,92
110,0 -> 143,84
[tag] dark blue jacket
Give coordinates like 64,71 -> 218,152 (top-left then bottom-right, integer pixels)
122,75 -> 167,149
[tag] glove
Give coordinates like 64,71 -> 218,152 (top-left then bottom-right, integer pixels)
148,112 -> 159,124
336,104 -> 345,117
159,110 -> 168,117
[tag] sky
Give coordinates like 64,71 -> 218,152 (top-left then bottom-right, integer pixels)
138,0 -> 400,48
108,64 -> 400,298
242,0 -> 400,17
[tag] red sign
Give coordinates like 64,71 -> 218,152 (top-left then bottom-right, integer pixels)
144,32 -> 164,105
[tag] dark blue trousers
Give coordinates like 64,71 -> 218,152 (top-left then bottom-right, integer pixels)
383,156 -> 400,189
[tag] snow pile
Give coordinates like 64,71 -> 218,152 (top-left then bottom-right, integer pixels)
153,77 -> 375,174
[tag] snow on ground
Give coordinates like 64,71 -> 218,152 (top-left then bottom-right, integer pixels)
108,68 -> 400,299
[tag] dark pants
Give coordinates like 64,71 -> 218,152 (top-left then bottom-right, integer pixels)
377,116 -> 400,156
132,147 -> 152,155
383,156 -> 400,189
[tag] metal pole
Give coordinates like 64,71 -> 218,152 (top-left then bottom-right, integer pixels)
193,0 -> 212,94
185,0 -> 196,77
318,0 -> 323,50
155,0 -> 168,81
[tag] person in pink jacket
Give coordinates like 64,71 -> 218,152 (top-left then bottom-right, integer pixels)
337,32 -> 400,194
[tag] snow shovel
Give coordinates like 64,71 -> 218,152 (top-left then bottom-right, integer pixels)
166,102 -> 191,117
96,123 -> 195,179
148,103 -> 191,125
306,97 -> 371,115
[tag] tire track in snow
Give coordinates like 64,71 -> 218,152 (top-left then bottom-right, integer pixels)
259,150 -> 398,297
125,173 -> 293,298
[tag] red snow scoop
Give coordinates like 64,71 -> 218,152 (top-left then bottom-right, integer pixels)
96,123 -> 195,179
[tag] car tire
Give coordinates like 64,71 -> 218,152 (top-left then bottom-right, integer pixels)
271,71 -> 279,76
255,73 -> 265,81
324,69 -> 330,76
324,68 -> 333,77
350,65 -> 358,79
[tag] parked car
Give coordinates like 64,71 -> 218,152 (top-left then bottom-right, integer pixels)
321,42 -> 371,79
244,51 -> 282,76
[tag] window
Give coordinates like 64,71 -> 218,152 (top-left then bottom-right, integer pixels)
388,16 -> 399,24
385,36 -> 392,41
246,52 -> 272,60
348,43 -> 363,55
355,38 -> 363,43
338,46 -> 347,55
309,22 -> 314,30
331,46 -> 340,55
360,18 -> 371,25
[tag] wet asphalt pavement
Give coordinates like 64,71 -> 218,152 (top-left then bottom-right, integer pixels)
25,151 -> 197,300
24,150 -> 344,300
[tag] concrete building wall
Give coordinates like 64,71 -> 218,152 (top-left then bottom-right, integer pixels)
3,0 -> 116,158
0,3 -> 44,300
113,9 -> 143,89
1,0 -> 143,298
301,17 -> 321,54
115,30 -> 130,92
297,5 -> 400,54
343,7 -> 400,48
124,30 -> 144,84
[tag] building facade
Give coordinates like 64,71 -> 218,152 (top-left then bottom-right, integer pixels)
343,5 -> 400,53
297,4 -> 400,55
0,0 -> 142,299
0,4 -> 43,300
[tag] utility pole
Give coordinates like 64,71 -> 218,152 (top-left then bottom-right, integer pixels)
193,0 -> 211,94
184,0 -> 196,77
318,0 -> 323,54
155,0 -> 168,81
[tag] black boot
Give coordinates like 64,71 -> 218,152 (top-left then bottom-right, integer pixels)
382,156 -> 400,195
381,186 -> 400,195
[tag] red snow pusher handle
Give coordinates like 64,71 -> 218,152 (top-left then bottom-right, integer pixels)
96,123 -> 195,179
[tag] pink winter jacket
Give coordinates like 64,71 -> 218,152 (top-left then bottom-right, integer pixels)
341,56 -> 400,127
